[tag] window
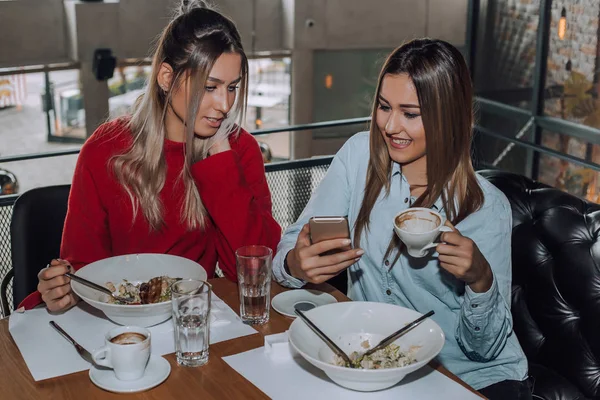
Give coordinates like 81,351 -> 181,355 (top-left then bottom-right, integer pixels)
469,0 -> 600,200
246,57 -> 291,161
544,2 -> 600,129
473,0 -> 540,109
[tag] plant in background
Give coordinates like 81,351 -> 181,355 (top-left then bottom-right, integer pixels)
563,71 -> 600,129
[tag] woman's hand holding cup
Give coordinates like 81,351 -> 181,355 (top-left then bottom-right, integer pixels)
436,221 -> 493,293
393,208 -> 493,292
286,224 -> 364,284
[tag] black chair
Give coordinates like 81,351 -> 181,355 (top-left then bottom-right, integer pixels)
264,157 -> 333,229
0,269 -> 13,317
9,185 -> 70,310
480,169 -> 598,400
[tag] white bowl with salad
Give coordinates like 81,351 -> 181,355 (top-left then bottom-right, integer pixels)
71,254 -> 207,327
288,301 -> 445,392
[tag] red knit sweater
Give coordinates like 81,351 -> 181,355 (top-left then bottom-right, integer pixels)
20,119 -> 281,309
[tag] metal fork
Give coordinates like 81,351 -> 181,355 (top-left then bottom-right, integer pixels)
45,262 -> 136,304
65,272 -> 137,304
354,310 -> 435,366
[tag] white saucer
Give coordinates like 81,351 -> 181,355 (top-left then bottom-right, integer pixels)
89,355 -> 171,393
272,289 -> 338,318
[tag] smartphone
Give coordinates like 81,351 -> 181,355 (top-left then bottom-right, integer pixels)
309,216 -> 352,255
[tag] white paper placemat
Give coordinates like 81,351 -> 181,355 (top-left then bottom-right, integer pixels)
9,294 -> 256,381
222,333 -> 482,400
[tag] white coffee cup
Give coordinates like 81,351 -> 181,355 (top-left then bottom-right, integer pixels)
393,207 -> 453,258
91,326 -> 151,381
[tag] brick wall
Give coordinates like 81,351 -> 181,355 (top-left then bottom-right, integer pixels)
540,0 -> 600,198
478,0 -> 600,197
477,0 -> 539,93
545,0 -> 599,117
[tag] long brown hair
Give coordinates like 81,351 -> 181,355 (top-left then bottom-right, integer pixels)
112,0 -> 248,231
354,38 -> 484,262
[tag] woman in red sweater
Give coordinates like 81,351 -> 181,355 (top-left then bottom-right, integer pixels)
29,1 -> 282,312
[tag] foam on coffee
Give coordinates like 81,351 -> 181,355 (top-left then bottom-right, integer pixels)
395,210 -> 441,233
110,332 -> 147,345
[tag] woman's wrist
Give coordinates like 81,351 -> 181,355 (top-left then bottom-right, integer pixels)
207,139 -> 231,156
468,266 -> 493,293
284,250 -> 297,278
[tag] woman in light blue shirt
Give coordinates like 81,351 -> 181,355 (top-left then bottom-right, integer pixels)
273,39 -> 531,399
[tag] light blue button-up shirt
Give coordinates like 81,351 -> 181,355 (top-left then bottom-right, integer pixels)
273,132 -> 528,390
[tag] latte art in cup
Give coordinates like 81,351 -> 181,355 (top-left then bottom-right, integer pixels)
109,332 -> 147,345
92,326 -> 151,381
395,209 -> 441,233
393,207 -> 453,258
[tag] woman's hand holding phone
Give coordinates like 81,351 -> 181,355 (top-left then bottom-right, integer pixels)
285,223 -> 364,284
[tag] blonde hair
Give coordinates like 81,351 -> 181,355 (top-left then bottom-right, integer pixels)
354,39 -> 484,263
112,2 -> 248,231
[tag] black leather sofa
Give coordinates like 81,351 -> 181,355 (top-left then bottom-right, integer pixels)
480,170 -> 599,400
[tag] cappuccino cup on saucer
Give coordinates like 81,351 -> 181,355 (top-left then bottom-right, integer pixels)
91,326 -> 151,381
393,207 -> 453,258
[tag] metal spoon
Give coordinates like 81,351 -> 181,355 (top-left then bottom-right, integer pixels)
65,272 -> 137,304
354,310 -> 435,367
294,308 -> 354,368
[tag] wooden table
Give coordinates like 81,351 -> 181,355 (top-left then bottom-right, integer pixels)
0,279 -> 484,399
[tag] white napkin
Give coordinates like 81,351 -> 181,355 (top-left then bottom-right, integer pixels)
222,333 -> 483,400
209,297 -> 233,327
9,294 -> 256,381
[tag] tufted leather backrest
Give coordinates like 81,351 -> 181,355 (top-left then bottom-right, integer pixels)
479,169 -> 600,398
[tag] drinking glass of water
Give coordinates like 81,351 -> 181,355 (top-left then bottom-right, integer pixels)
236,245 -> 273,325
171,279 -> 211,367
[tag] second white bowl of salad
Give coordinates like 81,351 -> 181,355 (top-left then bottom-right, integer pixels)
287,301 -> 445,392
71,254 -> 207,327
